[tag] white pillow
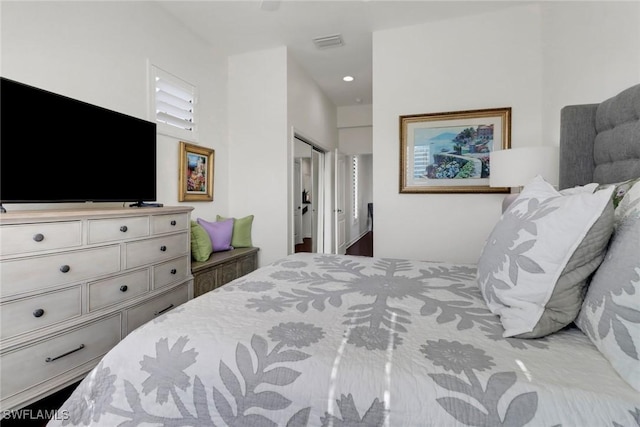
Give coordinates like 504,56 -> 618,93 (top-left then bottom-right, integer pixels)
477,175 -> 614,338
558,182 -> 598,195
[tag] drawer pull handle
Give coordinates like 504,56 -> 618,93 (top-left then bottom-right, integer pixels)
60,265 -> 71,273
33,308 -> 45,318
45,344 -> 85,363
170,220 -> 177,226
120,285 -> 128,292
171,269 -> 177,275
160,246 -> 167,252
33,233 -> 45,242
120,226 -> 128,233
155,304 -> 174,316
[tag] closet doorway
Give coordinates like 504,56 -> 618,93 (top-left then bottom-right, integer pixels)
293,137 -> 324,253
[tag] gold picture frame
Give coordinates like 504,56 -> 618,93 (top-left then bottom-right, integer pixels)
179,141 -> 214,202
399,107 -> 511,193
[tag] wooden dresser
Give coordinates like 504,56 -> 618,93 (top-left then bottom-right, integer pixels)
0,206 -> 194,410
192,247 -> 259,297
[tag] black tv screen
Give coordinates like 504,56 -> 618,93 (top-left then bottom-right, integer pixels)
0,77 -> 157,204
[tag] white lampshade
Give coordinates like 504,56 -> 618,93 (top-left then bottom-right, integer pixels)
490,146 -> 559,188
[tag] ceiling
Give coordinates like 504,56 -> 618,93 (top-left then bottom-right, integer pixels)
159,0 -> 528,107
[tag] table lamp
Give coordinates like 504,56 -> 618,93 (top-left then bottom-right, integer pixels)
490,146 -> 559,212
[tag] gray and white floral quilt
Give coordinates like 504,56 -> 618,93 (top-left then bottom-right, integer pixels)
50,253 -> 640,426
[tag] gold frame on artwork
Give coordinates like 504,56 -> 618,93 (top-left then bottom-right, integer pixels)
179,141 -> 214,202
399,107 -> 511,194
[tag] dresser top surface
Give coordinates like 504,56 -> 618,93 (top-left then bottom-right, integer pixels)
0,206 -> 194,224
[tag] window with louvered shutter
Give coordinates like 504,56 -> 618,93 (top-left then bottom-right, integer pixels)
352,155 -> 359,222
151,65 -> 197,140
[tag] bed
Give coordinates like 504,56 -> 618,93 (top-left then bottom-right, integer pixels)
50,84 -> 640,426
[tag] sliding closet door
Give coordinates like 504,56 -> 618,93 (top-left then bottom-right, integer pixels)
293,137 -> 326,254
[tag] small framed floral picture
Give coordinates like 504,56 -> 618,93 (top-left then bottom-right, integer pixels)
179,141 -> 214,201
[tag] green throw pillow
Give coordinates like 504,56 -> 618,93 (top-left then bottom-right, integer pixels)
597,177 -> 640,208
217,214 -> 254,248
190,221 -> 213,262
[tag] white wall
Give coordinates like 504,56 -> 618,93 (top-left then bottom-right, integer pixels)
540,1 -> 640,145
373,5 -> 542,263
288,54 -> 338,153
338,104 -> 373,155
338,104 -> 373,128
373,2 -> 640,264
339,127 -> 373,155
1,1 -> 228,221
228,47 -> 288,267
227,48 -> 337,266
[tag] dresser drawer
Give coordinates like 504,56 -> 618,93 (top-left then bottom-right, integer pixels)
1,246 -> 121,297
126,283 -> 189,334
88,216 -> 149,244
125,233 -> 189,269
88,269 -> 150,312
0,221 -> 82,257
1,287 -> 82,340
0,314 -> 121,400
154,256 -> 190,290
152,213 -> 189,235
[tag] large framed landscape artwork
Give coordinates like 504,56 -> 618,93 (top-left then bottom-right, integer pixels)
399,107 -> 511,193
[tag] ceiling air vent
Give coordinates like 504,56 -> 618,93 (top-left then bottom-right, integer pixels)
313,34 -> 344,49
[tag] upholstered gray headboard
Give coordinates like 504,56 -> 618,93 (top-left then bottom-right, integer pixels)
559,84 -> 640,189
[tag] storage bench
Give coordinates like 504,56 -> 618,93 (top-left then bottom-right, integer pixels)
191,247 -> 259,297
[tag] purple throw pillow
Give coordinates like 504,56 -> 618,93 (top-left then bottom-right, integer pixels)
197,218 -> 234,252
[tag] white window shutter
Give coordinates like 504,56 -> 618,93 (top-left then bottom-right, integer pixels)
352,155 -> 359,222
151,65 -> 198,140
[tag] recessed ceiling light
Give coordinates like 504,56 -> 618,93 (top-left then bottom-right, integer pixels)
343,76 -> 354,82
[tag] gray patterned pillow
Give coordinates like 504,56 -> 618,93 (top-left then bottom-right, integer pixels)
477,176 -> 614,338
576,180 -> 640,391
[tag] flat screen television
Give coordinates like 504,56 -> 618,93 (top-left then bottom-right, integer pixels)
1,77 -> 157,206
